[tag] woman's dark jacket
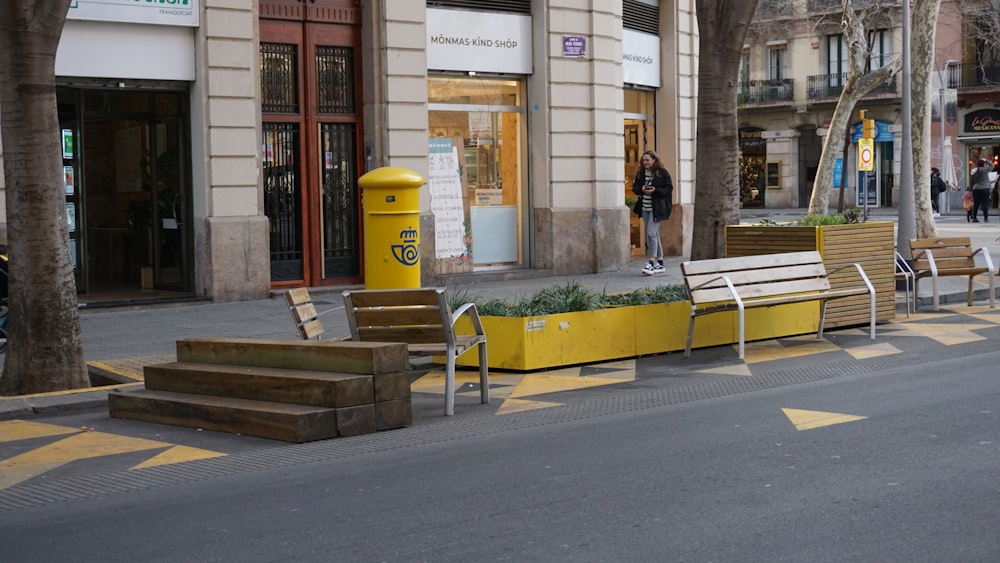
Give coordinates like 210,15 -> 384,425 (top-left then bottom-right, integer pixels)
632,166 -> 673,221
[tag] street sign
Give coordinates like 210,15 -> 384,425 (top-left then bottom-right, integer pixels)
858,138 -> 874,171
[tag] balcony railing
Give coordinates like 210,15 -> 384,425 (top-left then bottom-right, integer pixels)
737,79 -> 794,105
947,62 -> 1000,89
806,73 -> 898,99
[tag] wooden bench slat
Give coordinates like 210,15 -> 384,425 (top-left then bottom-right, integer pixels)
348,288 -> 443,308
681,250 -> 823,275
353,307 -> 444,327
690,278 -> 832,304
685,263 -> 828,290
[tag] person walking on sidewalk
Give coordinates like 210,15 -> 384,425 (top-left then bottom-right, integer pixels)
632,150 -> 673,275
970,157 -> 994,223
930,167 -> 945,217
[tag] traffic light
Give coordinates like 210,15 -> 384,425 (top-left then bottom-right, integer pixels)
860,110 -> 875,140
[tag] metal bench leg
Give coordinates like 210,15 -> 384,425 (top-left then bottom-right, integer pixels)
684,312 -> 696,358
444,344 -> 456,417
932,273 -> 940,311
817,301 -> 827,339
477,342 -> 489,405
737,303 -> 745,360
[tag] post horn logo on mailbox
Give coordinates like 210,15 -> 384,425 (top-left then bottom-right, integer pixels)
391,227 -> 419,266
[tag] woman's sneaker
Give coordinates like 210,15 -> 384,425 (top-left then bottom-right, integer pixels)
652,262 -> 665,275
642,262 -> 656,276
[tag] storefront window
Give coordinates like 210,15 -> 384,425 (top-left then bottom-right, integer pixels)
428,76 -> 526,272
624,88 -> 655,257
739,127 -> 766,207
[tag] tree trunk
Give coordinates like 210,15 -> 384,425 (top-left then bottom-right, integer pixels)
912,0 -> 942,239
691,0 -> 759,260
0,0 -> 90,394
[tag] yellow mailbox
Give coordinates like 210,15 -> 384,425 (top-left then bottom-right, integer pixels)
359,166 -> 424,289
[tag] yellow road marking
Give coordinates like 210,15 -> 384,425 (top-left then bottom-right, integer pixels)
0,420 -> 79,442
508,373 -> 624,399
846,342 -> 902,360
744,340 -> 840,364
1,422 -> 229,490
132,445 -> 227,469
782,408 -> 867,431
696,364 -> 752,377
0,431 -> 170,490
496,398 -> 562,415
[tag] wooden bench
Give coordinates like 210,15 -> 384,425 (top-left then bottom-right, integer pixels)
909,237 -> 996,311
681,250 -> 876,359
285,287 -> 488,416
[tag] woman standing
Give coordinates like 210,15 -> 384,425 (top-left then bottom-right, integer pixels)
631,150 -> 673,275
970,158 -> 994,223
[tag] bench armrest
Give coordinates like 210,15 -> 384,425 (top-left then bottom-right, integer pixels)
452,302 -> 486,336
689,274 -> 742,308
971,246 -> 996,272
827,262 -> 876,296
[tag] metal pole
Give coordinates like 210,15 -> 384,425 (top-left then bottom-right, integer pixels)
939,78 -> 946,213
897,0 -> 915,259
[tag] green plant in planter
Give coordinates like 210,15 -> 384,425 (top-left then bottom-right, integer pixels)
450,281 -> 689,317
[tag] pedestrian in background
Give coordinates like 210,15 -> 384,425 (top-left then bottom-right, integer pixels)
970,157 -> 994,223
930,167 -> 945,217
631,150 -> 673,276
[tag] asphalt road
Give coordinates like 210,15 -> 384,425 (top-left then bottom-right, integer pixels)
2,348 -> 999,562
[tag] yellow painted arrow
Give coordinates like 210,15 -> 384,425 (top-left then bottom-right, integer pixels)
782,408 -> 867,431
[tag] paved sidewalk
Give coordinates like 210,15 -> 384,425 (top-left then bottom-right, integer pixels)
1,207 -> 998,418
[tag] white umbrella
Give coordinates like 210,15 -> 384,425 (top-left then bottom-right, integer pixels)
941,136 -> 958,213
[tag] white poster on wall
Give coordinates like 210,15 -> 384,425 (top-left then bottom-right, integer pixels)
427,8 -> 532,74
68,0 -> 199,27
428,139 -> 468,259
623,29 -> 660,88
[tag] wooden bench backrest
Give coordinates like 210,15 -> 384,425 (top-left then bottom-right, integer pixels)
909,237 -> 977,271
682,251 -> 831,305
342,288 -> 453,345
285,287 -> 326,340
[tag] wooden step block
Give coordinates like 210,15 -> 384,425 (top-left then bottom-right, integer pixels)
336,404 -> 377,436
375,399 -> 412,430
144,362 -> 374,408
108,388 -> 340,443
176,338 -> 409,375
373,371 -> 411,403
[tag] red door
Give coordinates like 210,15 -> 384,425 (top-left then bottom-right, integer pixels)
260,1 -> 363,287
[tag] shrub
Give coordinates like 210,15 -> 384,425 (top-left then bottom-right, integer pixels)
450,281 -> 689,317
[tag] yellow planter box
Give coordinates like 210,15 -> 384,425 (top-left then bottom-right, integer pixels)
446,300 -> 821,371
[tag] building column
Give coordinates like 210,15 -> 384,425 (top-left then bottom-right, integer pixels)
191,0 -> 270,301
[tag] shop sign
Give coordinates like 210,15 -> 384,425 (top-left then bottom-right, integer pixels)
623,29 -> 660,88
427,8 -> 532,74
850,119 -> 892,142
68,0 -> 199,28
963,109 -> 1000,134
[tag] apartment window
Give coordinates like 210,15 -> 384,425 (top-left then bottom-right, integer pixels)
868,29 -> 889,70
740,48 -> 751,83
828,34 -> 848,87
769,45 -> 787,80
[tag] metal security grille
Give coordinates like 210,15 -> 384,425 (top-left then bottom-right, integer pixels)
261,43 -> 298,113
319,123 -> 360,277
426,0 -> 530,14
316,46 -> 355,114
263,122 -> 303,280
624,0 -> 659,36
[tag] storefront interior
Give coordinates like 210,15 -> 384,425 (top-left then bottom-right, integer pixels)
57,86 -> 194,306
427,76 -> 526,273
